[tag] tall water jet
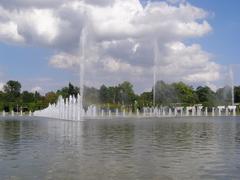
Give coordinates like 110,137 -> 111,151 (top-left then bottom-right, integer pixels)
229,65 -> 235,106
212,107 -> 215,116
153,40 -> 159,107
79,27 -> 87,121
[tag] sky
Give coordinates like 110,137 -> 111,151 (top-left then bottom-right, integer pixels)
0,0 -> 239,94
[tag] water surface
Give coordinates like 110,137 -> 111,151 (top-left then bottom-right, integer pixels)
0,116 -> 240,180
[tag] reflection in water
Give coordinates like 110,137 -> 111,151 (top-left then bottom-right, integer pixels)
0,117 -> 240,179
0,120 -> 21,148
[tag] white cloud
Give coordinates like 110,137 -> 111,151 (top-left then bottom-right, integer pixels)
31,86 -> 43,93
0,0 -> 223,91
0,21 -> 24,43
17,9 -> 61,45
49,53 -> 78,69
0,0 -> 65,9
155,42 -> 220,83
0,0 -> 211,46
0,82 -> 4,91
102,57 -> 144,75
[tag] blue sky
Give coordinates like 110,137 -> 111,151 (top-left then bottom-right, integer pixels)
186,0 -> 240,87
187,0 -> 240,65
0,43 -> 77,92
0,0 -> 239,93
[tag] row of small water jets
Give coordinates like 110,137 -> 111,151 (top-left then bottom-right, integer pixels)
1,110 -> 33,117
32,94 -> 238,121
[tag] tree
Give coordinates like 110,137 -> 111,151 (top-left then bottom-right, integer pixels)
118,81 -> 136,105
57,87 -> 69,99
99,85 -> 108,103
155,81 -> 178,105
57,83 -> 79,98
173,82 -> 198,105
139,92 -> 152,107
68,83 -> 79,97
0,91 -> 4,111
84,86 -> 100,106
3,80 -> 21,101
235,86 -> 240,103
22,91 -> 35,103
196,86 -> 217,107
44,92 -> 58,105
108,86 -> 117,104
216,86 -> 232,105
34,91 -> 42,101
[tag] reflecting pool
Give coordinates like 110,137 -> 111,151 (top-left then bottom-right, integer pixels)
1,116 -> 240,179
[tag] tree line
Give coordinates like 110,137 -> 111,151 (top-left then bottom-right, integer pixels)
0,80 -> 240,112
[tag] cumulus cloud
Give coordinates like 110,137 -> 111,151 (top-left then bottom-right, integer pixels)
0,82 -> 4,91
0,0 -> 211,46
156,42 -> 220,83
102,57 -> 144,75
0,0 -> 223,91
17,9 -> 60,45
49,53 -> 79,69
0,21 -> 24,43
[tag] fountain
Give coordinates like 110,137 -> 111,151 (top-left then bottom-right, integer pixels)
34,94 -> 84,121
123,109 -> 126,117
31,13 -> 239,120
229,65 -> 235,106
79,27 -> 86,121
205,107 -> 208,116
212,107 -> 215,116
153,40 -> 159,107
36,27 -> 88,121
33,95 -> 238,119
116,109 -> 119,116
217,106 -> 225,116
136,109 -> 140,116
192,107 -> 196,116
228,105 -> 237,116
196,105 -> 203,116
168,108 -> 172,116
162,107 -> 166,116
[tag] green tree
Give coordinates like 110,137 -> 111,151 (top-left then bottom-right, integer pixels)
235,86 -> 240,103
68,83 -> 79,97
22,91 -> 35,103
0,91 -> 4,111
84,86 -> 100,106
216,86 -> 232,105
57,87 -> 69,98
173,82 -> 198,105
139,92 -> 152,107
44,92 -> 58,105
196,86 -> 217,107
99,85 -> 108,103
3,80 -> 21,101
34,91 -> 42,101
118,81 -> 136,105
155,81 -> 178,105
